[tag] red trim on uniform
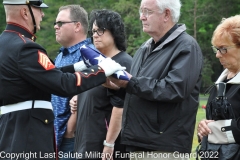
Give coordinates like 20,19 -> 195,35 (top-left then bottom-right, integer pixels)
7,22 -> 36,39
75,72 -> 81,86
4,30 -> 27,43
38,51 -> 55,70
18,33 -> 26,43
79,69 -> 104,78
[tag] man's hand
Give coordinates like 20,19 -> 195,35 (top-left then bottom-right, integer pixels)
102,78 -> 120,90
107,71 -> 132,88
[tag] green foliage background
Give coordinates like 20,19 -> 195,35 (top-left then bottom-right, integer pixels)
1,0 -> 240,91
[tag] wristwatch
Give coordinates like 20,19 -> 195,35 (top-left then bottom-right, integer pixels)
103,140 -> 114,148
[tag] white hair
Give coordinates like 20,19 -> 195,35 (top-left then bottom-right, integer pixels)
156,0 -> 181,23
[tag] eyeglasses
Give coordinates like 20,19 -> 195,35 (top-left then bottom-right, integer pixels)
92,28 -> 106,36
54,21 -> 77,27
211,45 -> 236,54
139,8 -> 158,17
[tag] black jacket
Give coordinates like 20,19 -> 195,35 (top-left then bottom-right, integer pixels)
121,24 -> 203,153
206,69 -> 240,144
200,69 -> 240,160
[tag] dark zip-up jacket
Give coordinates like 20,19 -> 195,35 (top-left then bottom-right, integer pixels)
121,24 -> 203,153
201,69 -> 240,160
207,69 -> 240,144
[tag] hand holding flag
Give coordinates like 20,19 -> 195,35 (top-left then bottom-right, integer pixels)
80,45 -> 130,81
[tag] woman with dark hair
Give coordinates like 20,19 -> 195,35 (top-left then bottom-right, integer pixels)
70,9 -> 132,160
89,9 -> 127,52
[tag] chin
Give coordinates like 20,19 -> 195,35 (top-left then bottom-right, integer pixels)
94,44 -> 101,48
143,28 -> 149,33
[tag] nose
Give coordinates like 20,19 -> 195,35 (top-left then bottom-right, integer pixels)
92,31 -> 98,37
53,22 -> 59,29
140,13 -> 146,20
54,24 -> 59,29
215,50 -> 222,58
41,11 -> 44,18
39,9 -> 44,17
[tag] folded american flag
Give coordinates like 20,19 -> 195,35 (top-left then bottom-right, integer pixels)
80,45 -> 129,81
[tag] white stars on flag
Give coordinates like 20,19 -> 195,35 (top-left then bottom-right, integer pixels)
116,70 -> 126,79
94,55 -> 105,63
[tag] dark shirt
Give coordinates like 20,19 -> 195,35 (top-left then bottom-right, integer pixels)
223,78 -> 233,92
142,24 -> 178,62
151,24 -> 178,51
74,51 -> 132,155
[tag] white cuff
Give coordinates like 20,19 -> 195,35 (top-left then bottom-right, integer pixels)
98,58 -> 126,77
74,61 -> 87,72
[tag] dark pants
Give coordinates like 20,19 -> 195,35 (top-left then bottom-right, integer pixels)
59,137 -> 76,160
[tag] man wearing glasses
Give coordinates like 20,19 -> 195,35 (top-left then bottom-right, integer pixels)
0,0 -> 125,159
108,0 -> 203,159
52,5 -> 92,160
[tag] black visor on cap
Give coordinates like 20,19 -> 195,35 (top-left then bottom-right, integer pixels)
29,0 -> 48,8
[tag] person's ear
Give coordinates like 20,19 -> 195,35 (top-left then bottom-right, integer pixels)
75,22 -> 81,32
20,7 -> 28,19
163,9 -> 171,22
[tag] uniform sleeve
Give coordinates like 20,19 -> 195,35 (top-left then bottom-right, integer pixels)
126,42 -> 203,102
59,65 -> 75,73
18,43 -> 106,97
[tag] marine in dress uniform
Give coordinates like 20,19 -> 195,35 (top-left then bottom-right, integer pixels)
0,1 -> 124,159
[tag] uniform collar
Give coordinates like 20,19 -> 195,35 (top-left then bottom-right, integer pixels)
5,22 -> 37,42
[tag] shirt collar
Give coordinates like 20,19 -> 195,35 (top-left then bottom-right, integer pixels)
151,24 -> 178,51
59,38 -> 92,55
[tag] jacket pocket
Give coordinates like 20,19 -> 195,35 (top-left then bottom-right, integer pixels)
30,108 -> 54,125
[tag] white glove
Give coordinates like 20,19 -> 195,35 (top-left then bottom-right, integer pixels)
73,61 -> 87,71
98,58 -> 126,76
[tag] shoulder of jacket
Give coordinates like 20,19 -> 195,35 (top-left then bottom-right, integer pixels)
6,30 -> 35,44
